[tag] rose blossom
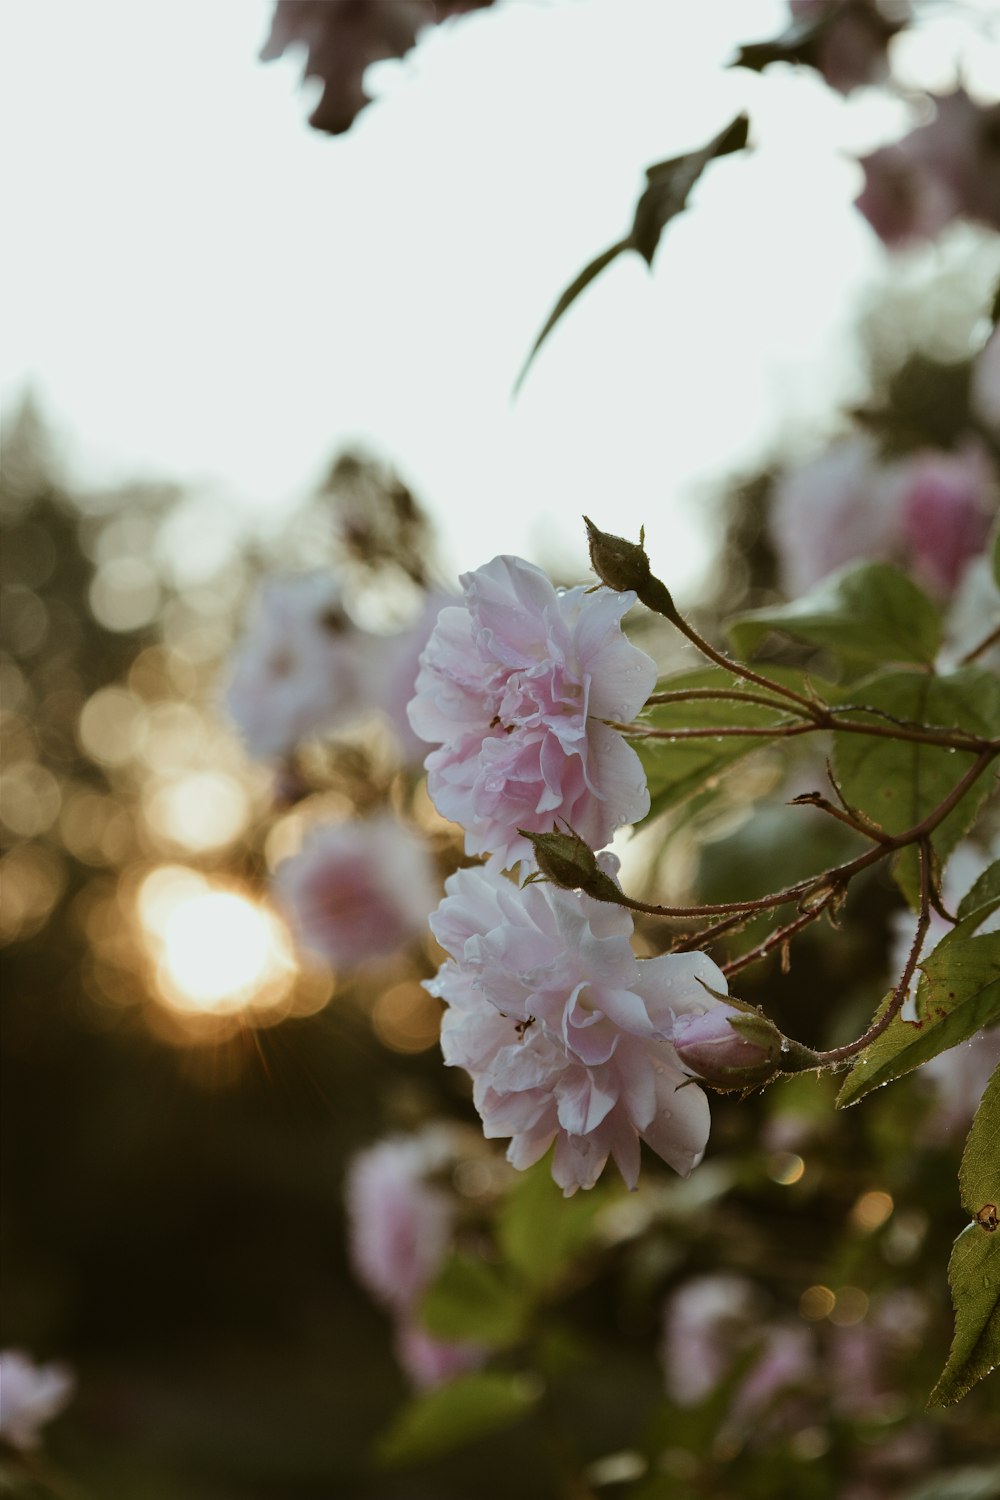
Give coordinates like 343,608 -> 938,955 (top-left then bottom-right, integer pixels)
856,90 -> 1000,247
273,815 -> 437,971
425,863 -> 727,1194
407,555 -> 657,871
770,437 -> 904,597
345,1130 -> 484,1390
223,573 -> 377,761
770,437 -> 996,600
896,444 -> 995,596
0,1350 -> 75,1450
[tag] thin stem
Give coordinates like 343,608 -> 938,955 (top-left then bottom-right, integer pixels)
615,716 -> 994,754
721,894 -> 837,979
957,621 -> 1000,667
645,686 -> 803,714
788,792 -> 892,843
664,610 -> 822,716
608,747 -> 998,923
812,841 -> 933,1065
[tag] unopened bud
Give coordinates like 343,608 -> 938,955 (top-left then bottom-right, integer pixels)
673,1004 -> 785,1091
583,517 -> 677,619
519,827 -> 623,904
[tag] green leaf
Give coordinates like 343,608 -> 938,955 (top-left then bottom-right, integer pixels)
927,1223 -> 1000,1407
960,1060 -> 1000,1220
729,563 -> 942,667
836,930 -> 1000,1108
419,1253 -> 529,1349
829,667 -> 1000,908
959,861 -> 1000,923
630,666 -> 814,821
496,1156 -> 609,1294
514,114 -> 748,392
376,1370 -> 542,1466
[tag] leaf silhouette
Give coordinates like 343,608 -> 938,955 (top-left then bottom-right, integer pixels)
514,113 -> 748,393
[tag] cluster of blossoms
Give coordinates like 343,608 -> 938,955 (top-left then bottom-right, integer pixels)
408,554 -> 744,1193
344,1130 -> 484,1389
660,1274 -> 935,1487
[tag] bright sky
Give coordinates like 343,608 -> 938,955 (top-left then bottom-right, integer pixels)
2,0 -> 996,592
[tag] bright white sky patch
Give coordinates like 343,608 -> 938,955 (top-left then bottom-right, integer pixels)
2,0 -> 996,593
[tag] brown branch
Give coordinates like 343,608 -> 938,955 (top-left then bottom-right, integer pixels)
811,839 -> 934,1065
957,621 -> 1000,667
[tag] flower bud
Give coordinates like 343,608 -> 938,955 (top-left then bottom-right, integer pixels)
672,1005 -> 785,1091
583,518 -> 677,619
519,827 -> 624,904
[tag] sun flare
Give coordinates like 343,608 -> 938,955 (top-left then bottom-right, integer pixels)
138,867 -> 296,1016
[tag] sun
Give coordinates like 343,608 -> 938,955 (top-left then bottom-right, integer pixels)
137,867 -> 296,1018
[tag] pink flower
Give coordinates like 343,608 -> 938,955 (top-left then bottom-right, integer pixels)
0,1350 -> 75,1450
426,864 -> 726,1194
394,1322 -> 485,1392
660,1275 -> 758,1405
770,438 -> 903,597
345,1131 -> 455,1314
789,0 -> 902,95
223,573 -> 376,761
273,815 -> 437,971
856,91 -> 1000,247
407,556 -> 657,871
896,445 -> 995,596
672,1004 -> 781,1090
660,1278 -> 814,1426
345,1130 -> 485,1389
770,438 -> 996,601
370,592 -> 455,766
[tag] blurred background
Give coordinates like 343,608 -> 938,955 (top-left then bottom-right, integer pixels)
2,1 -> 999,1496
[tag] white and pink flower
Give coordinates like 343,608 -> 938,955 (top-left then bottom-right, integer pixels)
426,863 -> 726,1194
273,815 -> 437,971
0,1350 -> 75,1451
345,1130 -> 484,1390
407,555 -> 657,871
223,573 -> 377,761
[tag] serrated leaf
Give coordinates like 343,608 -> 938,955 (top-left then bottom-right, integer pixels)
958,861 -> 1000,924
496,1156 -> 609,1294
729,562 -> 942,667
829,667 -> 1000,908
837,930 -> 1000,1108
376,1370 -> 541,1466
629,666 -> 814,821
420,1253 -> 529,1349
514,114 -> 748,391
927,1223 -> 1000,1407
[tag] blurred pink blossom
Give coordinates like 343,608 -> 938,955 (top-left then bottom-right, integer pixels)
273,815 -> 437,970
394,1321 -> 485,1392
345,1130 -> 485,1389
896,445 -> 995,596
371,592 -> 455,766
856,91 -> 1000,247
426,863 -> 725,1194
0,1350 -> 75,1451
789,0 -> 902,94
407,555 -> 656,871
770,438 -> 903,597
345,1131 -> 455,1314
223,573 -> 376,761
660,1276 -> 814,1424
771,438 -> 996,599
